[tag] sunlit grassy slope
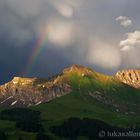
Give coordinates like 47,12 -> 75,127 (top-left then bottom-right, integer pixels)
1,66 -> 140,140
33,70 -> 140,127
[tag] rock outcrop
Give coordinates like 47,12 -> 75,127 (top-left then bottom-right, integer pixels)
0,76 -> 71,108
63,64 -> 93,77
115,70 -> 140,88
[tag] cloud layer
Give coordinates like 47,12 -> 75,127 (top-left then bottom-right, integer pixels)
120,31 -> 140,51
119,30 -> 140,69
87,38 -> 121,70
116,16 -> 132,27
0,0 -> 140,81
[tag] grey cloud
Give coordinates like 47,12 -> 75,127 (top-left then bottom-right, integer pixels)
120,31 -> 140,51
119,31 -> 140,69
0,0 -> 140,81
116,16 -> 132,27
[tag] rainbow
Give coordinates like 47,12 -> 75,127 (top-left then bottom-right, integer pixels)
23,31 -> 49,76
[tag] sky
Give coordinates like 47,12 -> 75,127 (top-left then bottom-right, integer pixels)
0,0 -> 140,83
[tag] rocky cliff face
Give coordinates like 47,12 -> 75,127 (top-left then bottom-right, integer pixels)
115,70 -> 140,88
63,64 -> 93,76
63,64 -> 97,80
0,76 -> 71,108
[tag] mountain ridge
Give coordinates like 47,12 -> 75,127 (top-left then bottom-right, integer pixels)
0,64 -> 140,108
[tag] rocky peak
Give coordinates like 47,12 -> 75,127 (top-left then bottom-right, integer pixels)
0,75 -> 72,107
115,70 -> 140,88
11,77 -> 37,86
63,64 -> 93,76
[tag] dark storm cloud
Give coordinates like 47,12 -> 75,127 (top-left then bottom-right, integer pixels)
0,0 -> 140,83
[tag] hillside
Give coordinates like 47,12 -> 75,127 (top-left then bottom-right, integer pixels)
0,65 -> 140,140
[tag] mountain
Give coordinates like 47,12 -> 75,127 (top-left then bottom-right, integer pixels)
0,75 -> 71,107
115,70 -> 140,88
0,64 -> 140,109
0,65 -> 140,140
0,64 -> 111,107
